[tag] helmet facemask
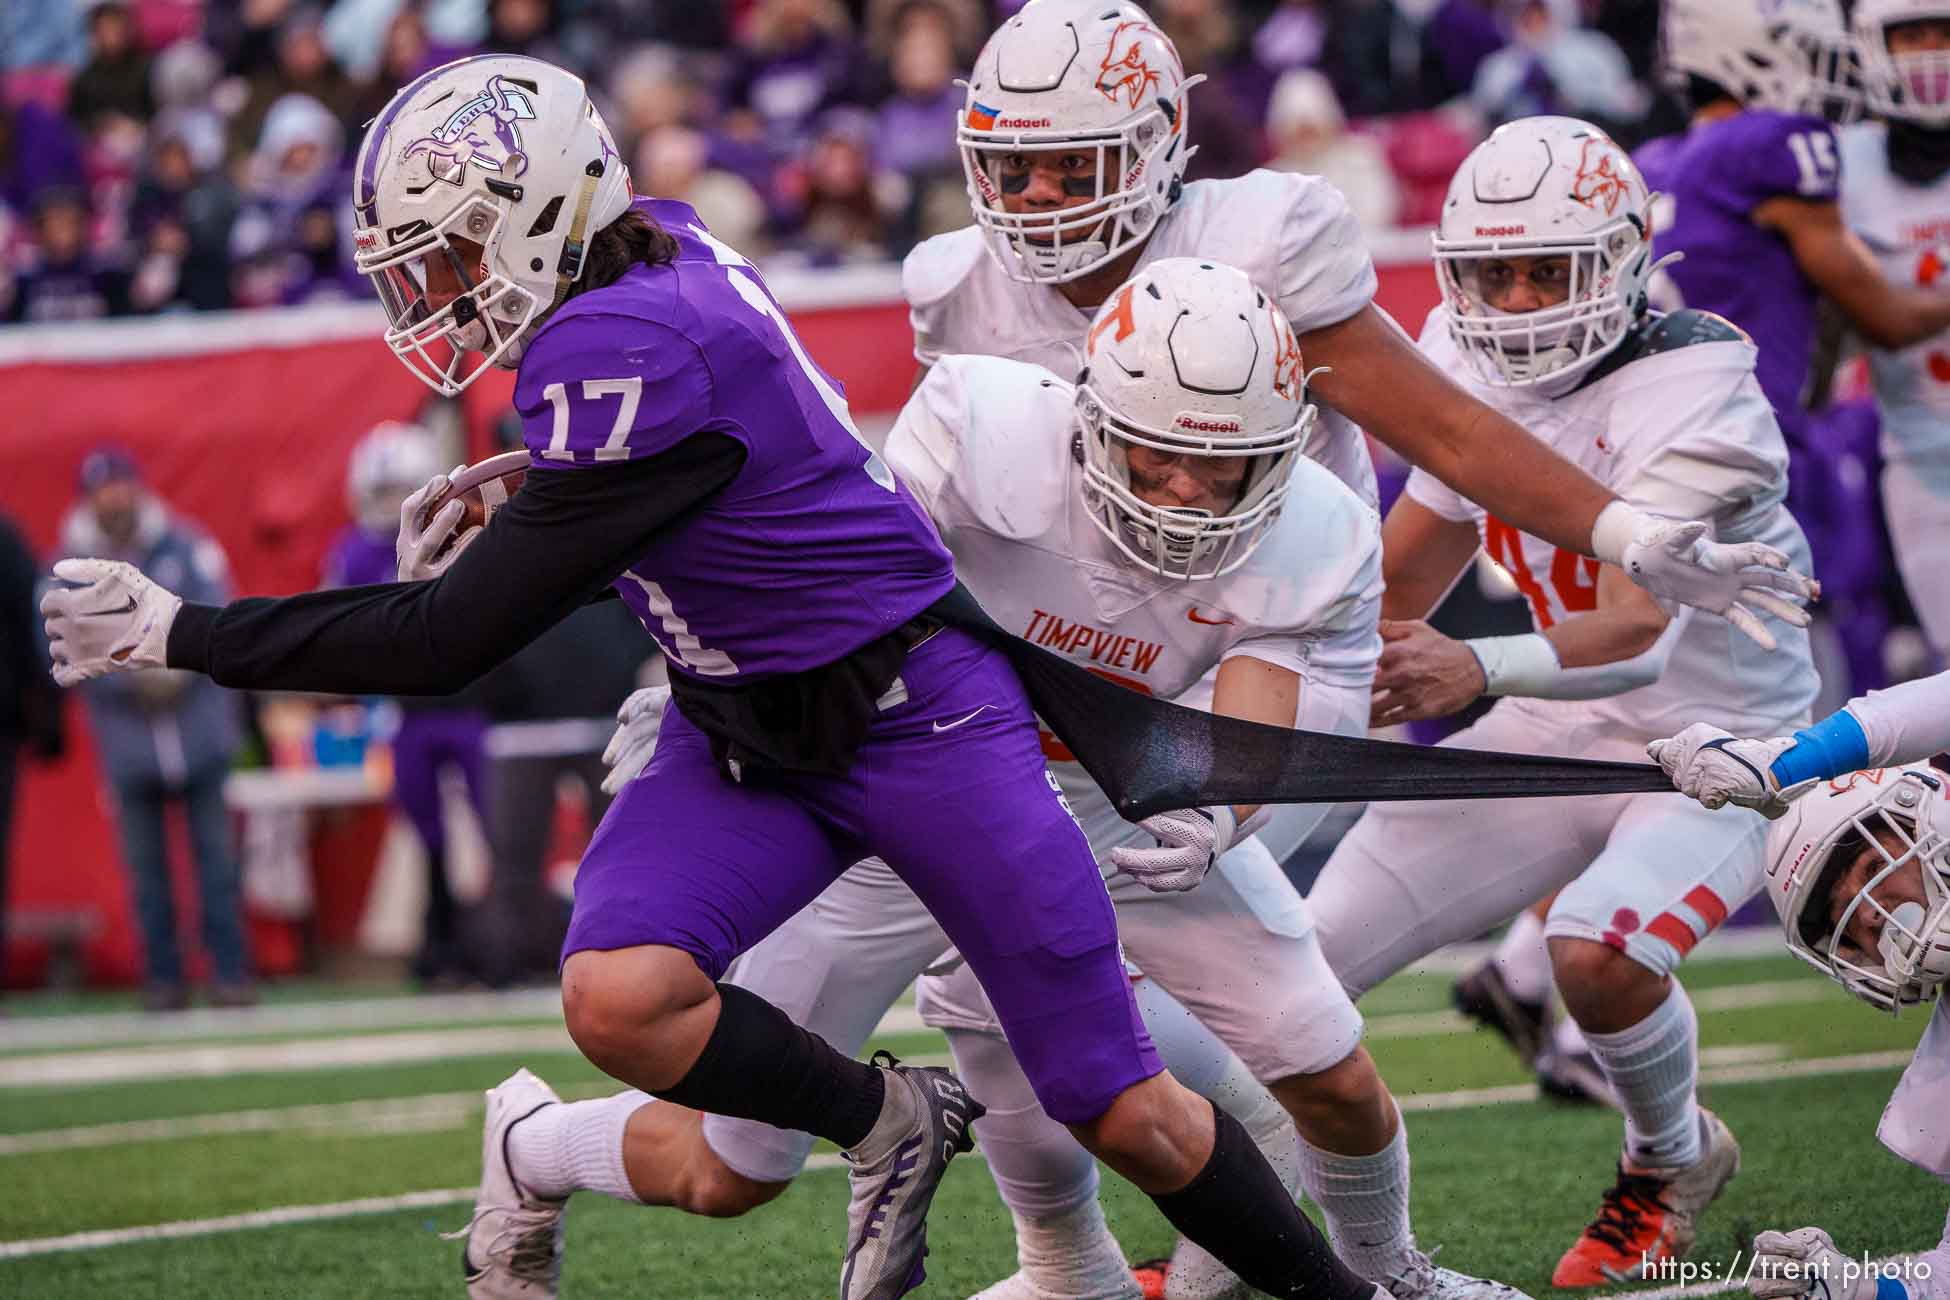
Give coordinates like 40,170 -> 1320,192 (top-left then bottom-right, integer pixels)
1075,382 -> 1309,581
959,82 -> 1195,285
1438,222 -> 1651,389
1858,9 -> 1950,126
357,194 -> 542,396
1787,776 -> 1950,1013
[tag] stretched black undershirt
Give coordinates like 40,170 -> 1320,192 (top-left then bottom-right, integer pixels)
167,433 -> 747,695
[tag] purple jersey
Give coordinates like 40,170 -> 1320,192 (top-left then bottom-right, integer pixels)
514,199 -> 954,681
1635,110 -> 1839,442
321,524 -> 398,588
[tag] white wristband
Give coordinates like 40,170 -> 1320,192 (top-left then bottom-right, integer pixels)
1589,499 -> 1644,568
1465,633 -> 1563,696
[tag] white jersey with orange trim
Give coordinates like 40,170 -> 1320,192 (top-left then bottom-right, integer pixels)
1876,998 -> 1950,1300
697,352 -> 1385,1185
1311,308 -> 1817,996
1838,122 -> 1950,477
1837,122 -> 1950,654
887,352 -> 1383,855
902,168 -> 1380,506
1402,306 -> 1817,742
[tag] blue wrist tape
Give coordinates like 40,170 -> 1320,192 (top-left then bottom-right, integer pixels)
1771,709 -> 1871,788
1877,1274 -> 1908,1300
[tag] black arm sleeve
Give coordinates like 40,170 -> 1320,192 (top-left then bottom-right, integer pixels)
167,433 -> 747,695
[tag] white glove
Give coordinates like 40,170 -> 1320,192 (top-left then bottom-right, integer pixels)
601,684 -> 672,795
1593,503 -> 1815,652
40,558 -> 183,687
1109,805 -> 1238,893
396,466 -> 474,582
1646,723 -> 1809,819
1750,1227 -> 1877,1300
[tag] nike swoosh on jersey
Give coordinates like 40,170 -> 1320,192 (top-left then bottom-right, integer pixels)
1186,608 -> 1234,626
932,705 -> 994,733
81,596 -> 139,617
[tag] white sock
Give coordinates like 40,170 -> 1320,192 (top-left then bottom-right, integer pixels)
1553,1011 -> 1589,1057
1582,983 -> 1701,1169
1491,910 -> 1551,1003
1296,1103 -> 1414,1283
505,1090 -> 651,1203
1011,1199 -> 1138,1298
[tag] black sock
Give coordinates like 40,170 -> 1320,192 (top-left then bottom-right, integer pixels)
655,982 -> 887,1150
1152,1105 -> 1376,1300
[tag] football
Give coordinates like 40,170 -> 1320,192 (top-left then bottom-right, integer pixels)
418,449 -> 530,553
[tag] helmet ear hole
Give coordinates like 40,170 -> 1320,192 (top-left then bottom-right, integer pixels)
526,196 -> 564,238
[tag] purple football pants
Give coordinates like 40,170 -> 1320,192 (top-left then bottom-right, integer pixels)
564,627 -> 1162,1124
390,709 -> 489,857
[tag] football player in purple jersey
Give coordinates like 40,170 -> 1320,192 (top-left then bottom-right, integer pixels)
323,421 -> 488,986
40,54 -> 1402,1300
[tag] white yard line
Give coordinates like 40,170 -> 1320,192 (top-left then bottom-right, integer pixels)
0,1026 -> 578,1088
0,1038 -> 1919,1260
0,929 -> 1801,1056
0,989 -> 565,1054
0,979 -> 1838,1090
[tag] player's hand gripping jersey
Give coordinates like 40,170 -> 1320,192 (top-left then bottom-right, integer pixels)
904,168 -> 1380,504
889,352 -> 1383,857
1404,307 -> 1818,742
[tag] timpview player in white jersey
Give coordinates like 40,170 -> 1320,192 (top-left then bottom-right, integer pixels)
1302,116 -> 1819,1289
478,262 -> 1528,1300
1841,0 -> 1950,656
1729,768 -> 1949,1300
903,0 -> 1817,651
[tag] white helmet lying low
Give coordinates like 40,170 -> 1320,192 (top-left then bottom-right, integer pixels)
1763,766 -> 1950,1012
958,0 -> 1198,284
1075,257 -> 1314,580
1854,0 -> 1950,126
352,54 -> 633,395
1434,116 -> 1660,389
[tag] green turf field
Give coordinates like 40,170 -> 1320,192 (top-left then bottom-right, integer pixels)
0,948 -> 1937,1299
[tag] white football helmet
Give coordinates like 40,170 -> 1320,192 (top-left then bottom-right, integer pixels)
1662,0 -> 1859,121
1076,258 -> 1315,580
347,421 -> 441,534
352,55 -> 634,396
959,0 -> 1198,284
1434,116 -> 1660,389
1764,766 -> 1950,1013
1855,0 -> 1950,125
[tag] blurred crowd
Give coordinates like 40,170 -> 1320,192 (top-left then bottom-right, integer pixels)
0,0 -> 1681,324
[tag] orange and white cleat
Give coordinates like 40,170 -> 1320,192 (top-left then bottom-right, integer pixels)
1551,1109 -> 1741,1288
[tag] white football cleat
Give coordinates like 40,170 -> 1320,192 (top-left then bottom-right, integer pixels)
446,1068 -> 568,1299
1384,1247 -> 1534,1300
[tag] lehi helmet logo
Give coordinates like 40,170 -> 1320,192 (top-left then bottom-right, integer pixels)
1097,22 -> 1164,110
402,74 -> 537,186
1570,137 -> 1630,215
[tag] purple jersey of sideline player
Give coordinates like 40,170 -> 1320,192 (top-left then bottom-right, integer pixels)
322,525 -> 397,589
1635,109 -> 1840,443
515,198 -> 954,679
